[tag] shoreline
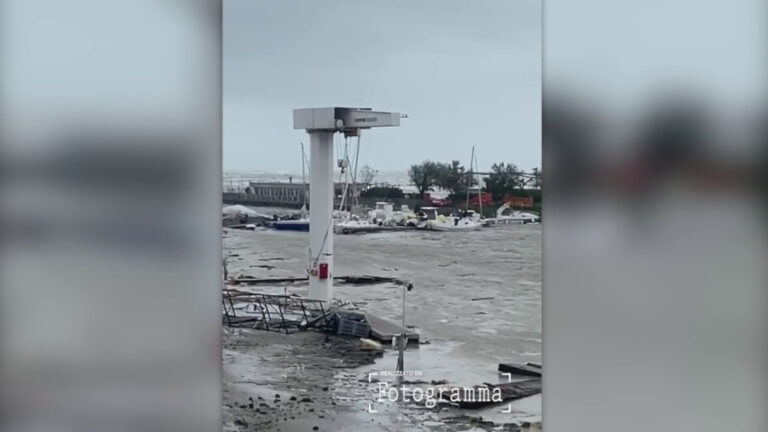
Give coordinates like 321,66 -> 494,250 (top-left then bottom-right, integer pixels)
222,328 -> 541,432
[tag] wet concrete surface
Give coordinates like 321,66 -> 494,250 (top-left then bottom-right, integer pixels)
223,222 -> 541,431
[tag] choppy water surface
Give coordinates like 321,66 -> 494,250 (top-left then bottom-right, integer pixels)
224,220 -> 541,423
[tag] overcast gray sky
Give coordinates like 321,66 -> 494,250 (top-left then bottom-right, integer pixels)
224,0 -> 541,173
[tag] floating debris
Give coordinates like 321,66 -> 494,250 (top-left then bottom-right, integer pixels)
222,290 -> 332,333
498,363 -> 542,378
228,274 -> 410,286
357,338 -> 382,351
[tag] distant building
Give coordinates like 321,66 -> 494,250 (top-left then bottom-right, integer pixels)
245,181 -> 364,205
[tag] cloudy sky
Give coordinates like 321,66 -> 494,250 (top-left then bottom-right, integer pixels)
224,0 -> 541,173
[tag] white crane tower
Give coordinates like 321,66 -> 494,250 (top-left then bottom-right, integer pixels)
293,107 -> 403,303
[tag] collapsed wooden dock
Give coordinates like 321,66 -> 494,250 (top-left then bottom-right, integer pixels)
448,379 -> 542,409
365,313 -> 420,344
497,362 -> 542,377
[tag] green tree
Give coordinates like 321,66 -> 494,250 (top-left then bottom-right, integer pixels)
359,165 -> 378,189
436,160 -> 476,196
408,161 -> 441,198
482,162 -> 524,200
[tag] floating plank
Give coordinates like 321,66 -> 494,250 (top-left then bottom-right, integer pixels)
498,363 -> 542,377
337,225 -> 416,234
449,379 -> 541,409
221,315 -> 261,326
228,275 -> 408,286
365,313 -> 419,344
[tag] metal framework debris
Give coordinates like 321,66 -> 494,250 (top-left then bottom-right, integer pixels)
222,289 -> 333,333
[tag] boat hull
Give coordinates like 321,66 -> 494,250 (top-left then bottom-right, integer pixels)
495,217 -> 539,225
427,220 -> 483,231
272,221 -> 310,231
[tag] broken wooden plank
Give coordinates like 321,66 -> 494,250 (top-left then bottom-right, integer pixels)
336,275 -> 405,285
443,379 -> 542,409
498,363 -> 542,377
228,276 -> 307,285
229,274 -> 409,286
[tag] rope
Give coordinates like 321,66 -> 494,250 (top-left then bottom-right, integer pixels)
339,135 -> 356,212
350,135 -> 362,208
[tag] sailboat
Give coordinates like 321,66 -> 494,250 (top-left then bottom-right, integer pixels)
426,147 -> 484,232
272,143 -> 311,232
272,204 -> 310,231
332,135 -> 378,234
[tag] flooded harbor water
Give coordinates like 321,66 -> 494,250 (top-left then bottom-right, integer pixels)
223,217 -> 541,430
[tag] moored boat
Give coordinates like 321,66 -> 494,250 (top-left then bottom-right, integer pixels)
493,203 -> 540,225
334,216 -> 378,234
427,216 -> 483,231
272,218 -> 310,231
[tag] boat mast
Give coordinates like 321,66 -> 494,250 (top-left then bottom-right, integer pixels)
300,142 -> 308,210
465,146 -> 475,211
474,151 -> 482,217
338,136 -> 351,213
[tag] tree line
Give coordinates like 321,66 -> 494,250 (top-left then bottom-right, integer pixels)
353,161 -> 541,202
407,160 -> 540,200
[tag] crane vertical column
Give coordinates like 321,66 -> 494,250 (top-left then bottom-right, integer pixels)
294,107 -> 402,305
308,130 -> 334,303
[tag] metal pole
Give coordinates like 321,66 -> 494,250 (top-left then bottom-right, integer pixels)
300,142 -> 308,208
396,283 -> 406,376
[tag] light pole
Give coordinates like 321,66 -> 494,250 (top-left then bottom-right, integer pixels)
396,282 -> 414,377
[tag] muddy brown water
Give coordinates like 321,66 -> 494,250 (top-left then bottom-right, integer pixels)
223,221 -> 541,430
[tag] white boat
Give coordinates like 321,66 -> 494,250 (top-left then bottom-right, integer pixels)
368,201 -> 394,224
396,205 -> 420,226
222,204 -> 265,218
334,216 -> 380,234
427,215 -> 483,231
271,204 -> 310,231
493,203 -> 540,225
426,146 -> 485,232
412,206 -> 440,228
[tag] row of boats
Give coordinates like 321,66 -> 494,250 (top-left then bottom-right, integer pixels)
237,202 -> 539,233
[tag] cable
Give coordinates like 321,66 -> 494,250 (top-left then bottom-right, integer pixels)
310,133 -> 347,270
350,135 -> 362,208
